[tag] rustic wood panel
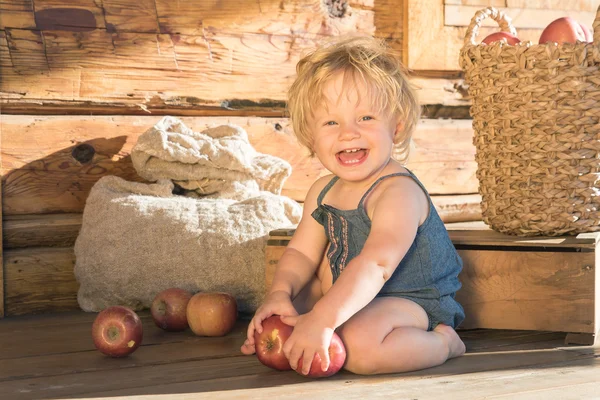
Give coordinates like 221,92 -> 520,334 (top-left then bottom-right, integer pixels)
0,0 -> 35,30
505,0 -> 595,10
0,75 -> 470,116
153,0 -> 373,36
445,4 -> 595,29
2,192 -> 482,250
3,28 -> 46,72
1,116 -> 477,215
448,0 -> 595,10
445,0 -> 505,6
2,30 -> 296,103
3,214 -> 82,249
457,249 -> 596,333
0,1 -> 471,113
103,0 -> 160,33
0,0 -> 422,113
4,247 -> 78,316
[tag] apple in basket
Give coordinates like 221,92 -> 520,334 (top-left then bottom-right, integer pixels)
92,306 -> 143,357
151,288 -> 193,331
481,31 -> 521,45
581,24 -> 593,42
254,315 -> 294,371
294,331 -> 347,378
186,292 -> 238,336
539,17 -> 588,44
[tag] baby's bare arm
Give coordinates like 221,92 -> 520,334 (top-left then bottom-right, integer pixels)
268,176 -> 331,299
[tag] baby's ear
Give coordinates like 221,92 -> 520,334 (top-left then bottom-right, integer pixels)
393,120 -> 405,142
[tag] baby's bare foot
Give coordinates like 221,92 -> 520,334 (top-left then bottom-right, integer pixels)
240,339 -> 256,355
434,324 -> 466,359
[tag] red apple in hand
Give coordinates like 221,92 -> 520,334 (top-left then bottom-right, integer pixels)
187,292 -> 238,336
254,315 -> 294,371
294,331 -> 346,378
92,306 -> 143,357
151,288 -> 193,331
482,32 -> 521,45
539,17 -> 587,44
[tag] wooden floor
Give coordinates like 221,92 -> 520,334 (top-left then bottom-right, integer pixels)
0,311 -> 598,400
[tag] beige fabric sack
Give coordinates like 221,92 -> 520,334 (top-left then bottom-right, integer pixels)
131,116 -> 292,200
74,117 -> 302,313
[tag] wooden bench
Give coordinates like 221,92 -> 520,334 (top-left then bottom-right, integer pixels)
265,222 -> 600,345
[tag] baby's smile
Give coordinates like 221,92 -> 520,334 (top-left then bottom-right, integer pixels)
336,148 -> 368,165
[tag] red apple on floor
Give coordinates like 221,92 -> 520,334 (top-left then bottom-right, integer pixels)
92,306 -> 143,357
539,17 -> 587,44
294,331 -> 346,378
254,315 -> 294,371
481,31 -> 521,45
151,288 -> 193,331
186,292 -> 238,336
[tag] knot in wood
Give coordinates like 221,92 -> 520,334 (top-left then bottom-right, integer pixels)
71,143 -> 95,164
323,0 -> 348,18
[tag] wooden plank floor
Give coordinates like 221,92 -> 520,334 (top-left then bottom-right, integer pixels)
0,311 -> 598,400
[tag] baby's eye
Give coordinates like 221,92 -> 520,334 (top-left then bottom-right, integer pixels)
324,121 -> 337,126
360,116 -> 374,121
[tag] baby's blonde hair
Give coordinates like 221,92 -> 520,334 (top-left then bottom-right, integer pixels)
287,35 -> 420,162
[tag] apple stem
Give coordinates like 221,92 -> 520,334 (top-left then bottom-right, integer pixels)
107,326 -> 120,341
157,301 -> 167,316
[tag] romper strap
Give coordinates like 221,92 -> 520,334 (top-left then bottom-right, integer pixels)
317,176 -> 340,206
357,169 -> 428,209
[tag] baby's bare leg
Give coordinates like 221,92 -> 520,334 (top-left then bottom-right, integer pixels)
337,297 -> 465,375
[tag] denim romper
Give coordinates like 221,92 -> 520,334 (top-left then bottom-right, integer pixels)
311,171 -> 465,330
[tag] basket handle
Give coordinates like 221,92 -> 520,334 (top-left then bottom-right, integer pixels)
463,7 -> 517,46
594,5 -> 600,44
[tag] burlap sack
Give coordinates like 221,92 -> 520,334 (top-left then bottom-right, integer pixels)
74,118 -> 302,313
130,116 -> 292,200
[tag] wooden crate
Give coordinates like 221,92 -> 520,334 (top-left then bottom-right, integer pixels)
266,224 -> 600,345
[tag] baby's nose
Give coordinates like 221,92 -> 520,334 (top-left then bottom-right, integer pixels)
338,123 -> 360,140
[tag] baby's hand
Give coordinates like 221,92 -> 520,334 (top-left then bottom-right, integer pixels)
281,311 -> 334,375
240,291 -> 297,355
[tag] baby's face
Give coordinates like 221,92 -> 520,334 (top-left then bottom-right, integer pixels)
308,72 -> 400,183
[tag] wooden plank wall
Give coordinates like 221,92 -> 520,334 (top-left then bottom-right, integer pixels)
0,0 -> 479,317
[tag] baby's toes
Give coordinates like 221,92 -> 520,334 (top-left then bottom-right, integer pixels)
240,340 -> 256,355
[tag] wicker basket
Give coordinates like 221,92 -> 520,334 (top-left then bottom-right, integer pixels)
459,6 -> 600,236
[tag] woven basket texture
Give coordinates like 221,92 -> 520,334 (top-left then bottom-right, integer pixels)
459,6 -> 600,236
